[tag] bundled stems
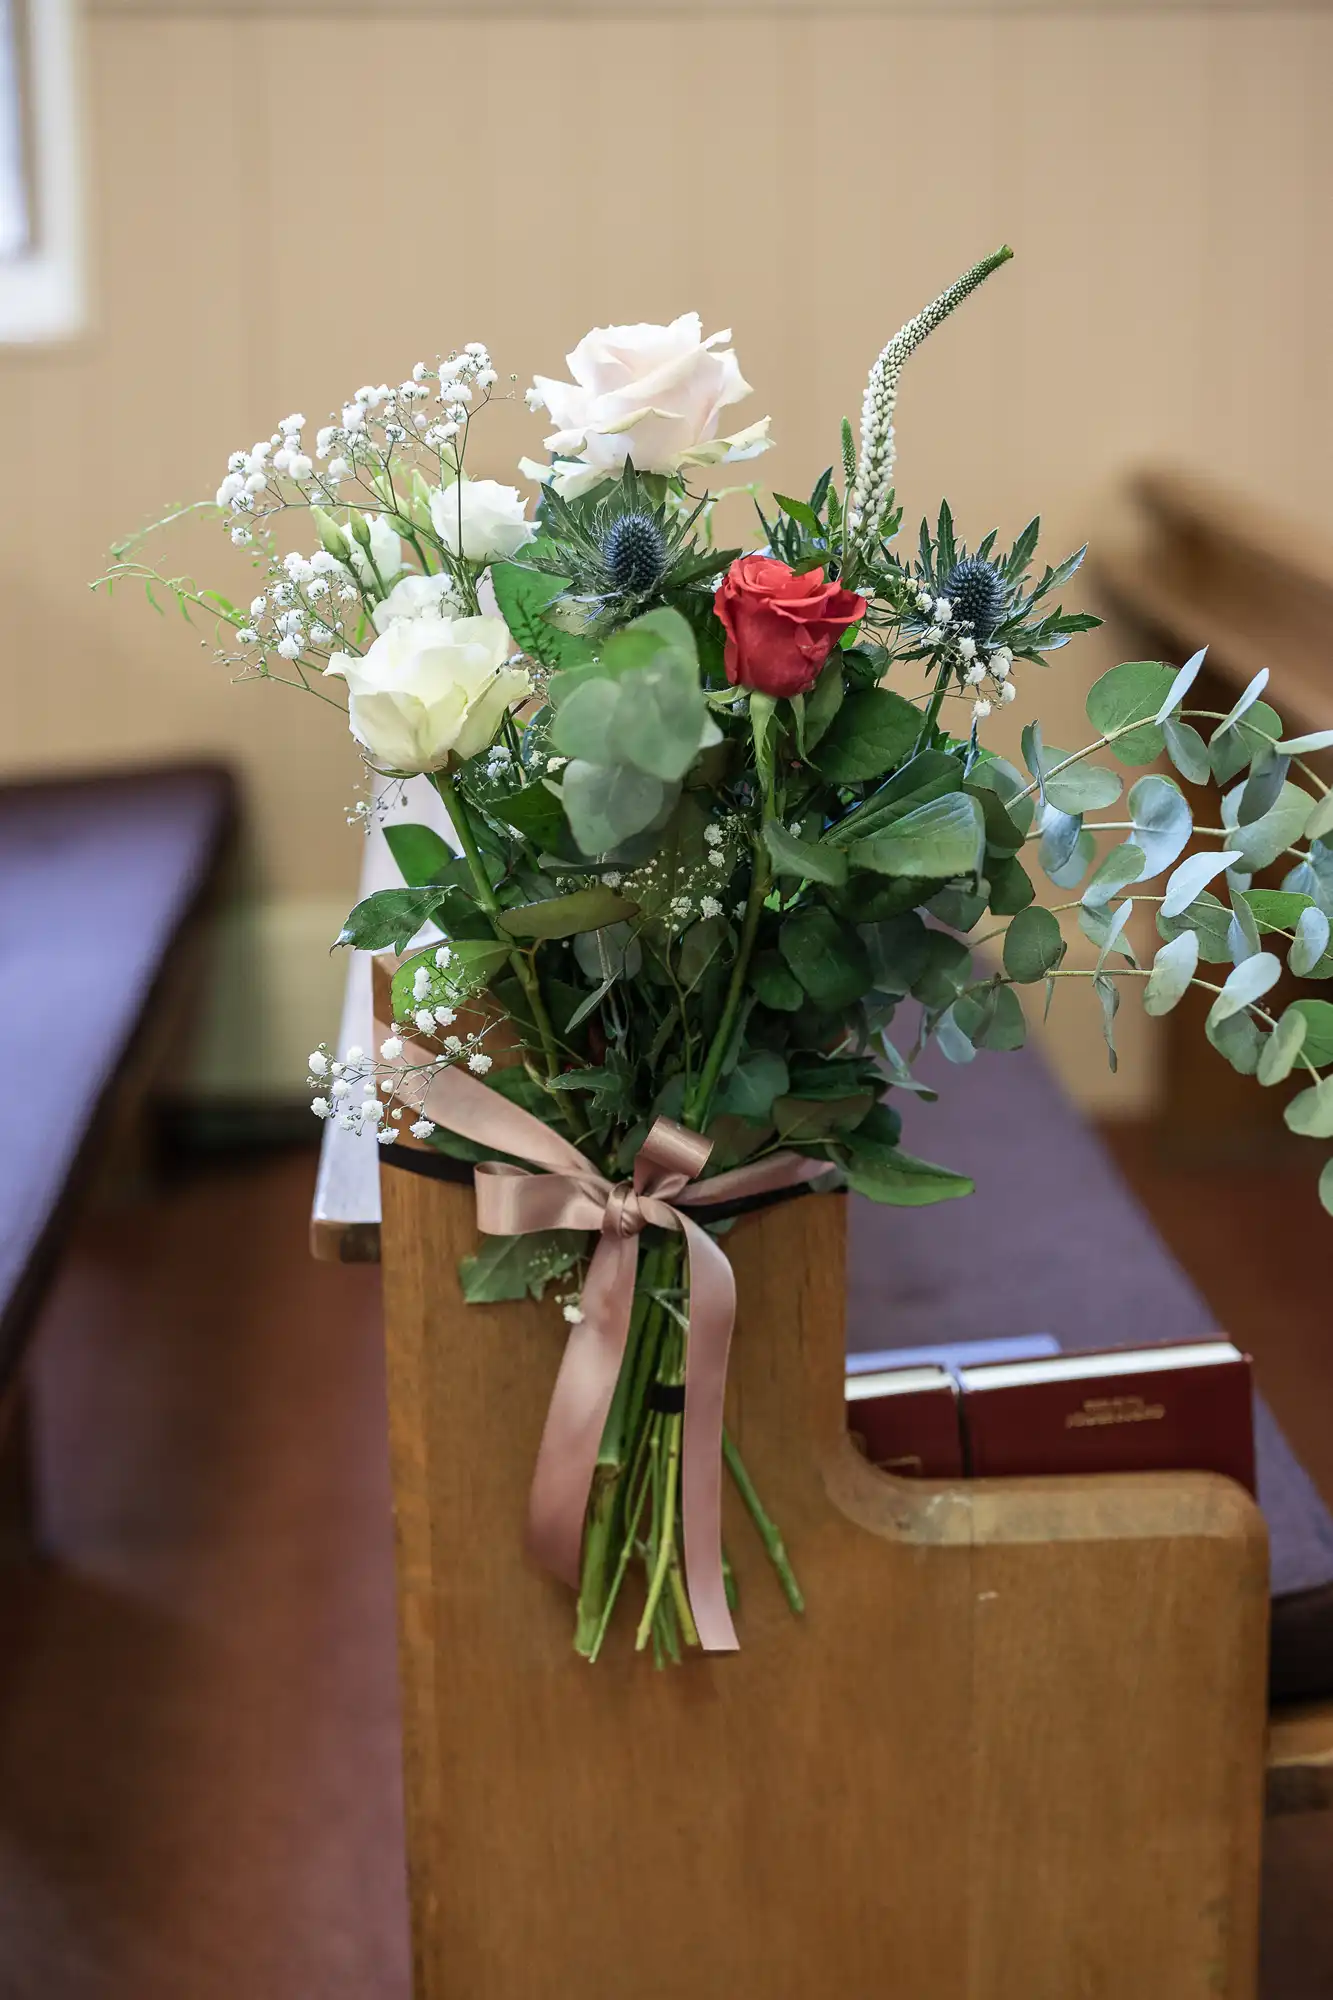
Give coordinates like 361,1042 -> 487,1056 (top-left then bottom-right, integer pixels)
431,767 -> 588,1140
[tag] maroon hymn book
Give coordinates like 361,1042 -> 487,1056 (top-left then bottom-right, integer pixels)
959,1339 -> 1256,1495
845,1365 -> 964,1478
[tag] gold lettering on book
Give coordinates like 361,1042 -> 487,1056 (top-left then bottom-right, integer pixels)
1066,1394 -> 1166,1430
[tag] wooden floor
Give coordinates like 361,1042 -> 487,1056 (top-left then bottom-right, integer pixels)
0,1135 -> 1328,1997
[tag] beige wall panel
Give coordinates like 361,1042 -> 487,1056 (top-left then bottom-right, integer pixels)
3,7 -> 1330,1103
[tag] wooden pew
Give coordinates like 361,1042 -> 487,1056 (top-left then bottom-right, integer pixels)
312,795 -> 1326,1996
0,763 -> 236,1547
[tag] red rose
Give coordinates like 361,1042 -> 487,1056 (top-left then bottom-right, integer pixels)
714,554 -> 866,699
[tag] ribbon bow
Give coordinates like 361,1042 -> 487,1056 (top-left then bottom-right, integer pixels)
412,1059 -> 825,1653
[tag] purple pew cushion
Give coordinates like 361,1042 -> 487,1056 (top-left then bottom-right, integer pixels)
0,766 -> 234,1372
844,1039 -> 1333,1703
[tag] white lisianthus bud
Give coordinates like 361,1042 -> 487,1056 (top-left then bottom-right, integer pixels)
429,478 -> 535,563
343,512 -> 405,589
325,615 -> 525,774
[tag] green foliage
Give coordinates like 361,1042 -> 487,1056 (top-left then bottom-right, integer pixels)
778,908 -> 872,1012
383,822 -> 457,885
1085,660 -> 1177,765
1143,931 -> 1199,1016
1003,905 -> 1066,983
391,940 -> 511,1018
459,1230 -> 588,1303
490,563 -> 591,670
811,687 -> 922,783
339,886 -> 450,952
498,885 -> 639,940
845,791 -> 986,880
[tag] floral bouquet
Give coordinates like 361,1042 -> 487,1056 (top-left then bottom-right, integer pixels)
102,247 -> 1333,1666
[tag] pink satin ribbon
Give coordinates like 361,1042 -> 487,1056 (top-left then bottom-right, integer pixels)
411,1059 -> 826,1653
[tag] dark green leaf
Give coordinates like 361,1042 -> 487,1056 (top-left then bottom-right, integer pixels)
338,886 -> 448,953
489,563 -> 588,670
497,885 -> 639,940
1003,905 -> 1066,983
751,950 -> 805,1011
840,1147 -> 974,1207
847,791 -> 985,880
812,686 -> 923,783
763,819 -> 847,887
382,822 -> 457,887
986,853 -> 1036,915
390,939 -> 511,1019
803,659 -> 845,752
716,1052 -> 789,1123
953,982 -> 1027,1051
459,1229 -> 588,1303
779,908 -> 872,1012
774,1093 -> 874,1141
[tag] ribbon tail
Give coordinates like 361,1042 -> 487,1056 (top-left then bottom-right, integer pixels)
678,1214 -> 741,1654
525,1228 -> 639,1591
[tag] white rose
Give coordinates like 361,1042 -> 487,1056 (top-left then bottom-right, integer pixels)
429,478 -> 535,562
521,313 -> 772,498
325,615 -> 526,773
345,513 -> 405,589
370,570 -> 459,634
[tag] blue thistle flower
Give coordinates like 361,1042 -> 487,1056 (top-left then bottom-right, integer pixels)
943,556 -> 1007,640
601,512 -> 669,594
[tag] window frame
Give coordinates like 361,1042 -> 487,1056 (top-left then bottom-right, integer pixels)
0,0 -> 82,344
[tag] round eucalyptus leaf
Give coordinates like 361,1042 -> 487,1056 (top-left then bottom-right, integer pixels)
1308,790 -> 1333,844
933,1005 -> 977,1065
1085,659 -> 1176,764
1206,1007 -> 1263,1075
1291,905 -> 1332,979
1126,774 -> 1192,876
1257,1007 -> 1308,1087
1161,849 -> 1245,920
1207,951 -> 1281,1025
1046,826 -> 1096,890
1320,1158 -> 1333,1217
1285,1076 -> 1333,1139
1041,759 -> 1124,815
1163,718 -> 1211,787
1037,802 -> 1082,876
1082,841 -> 1146,910
1152,647 -> 1207,725
1143,931 -> 1199,1017
1278,729 -> 1333,756
1286,998 -> 1333,1067
1226,782 -> 1315,873
1002,905 -> 1066,983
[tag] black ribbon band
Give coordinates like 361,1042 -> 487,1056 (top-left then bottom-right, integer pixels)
379,1142 -> 827,1228
648,1382 -> 687,1414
